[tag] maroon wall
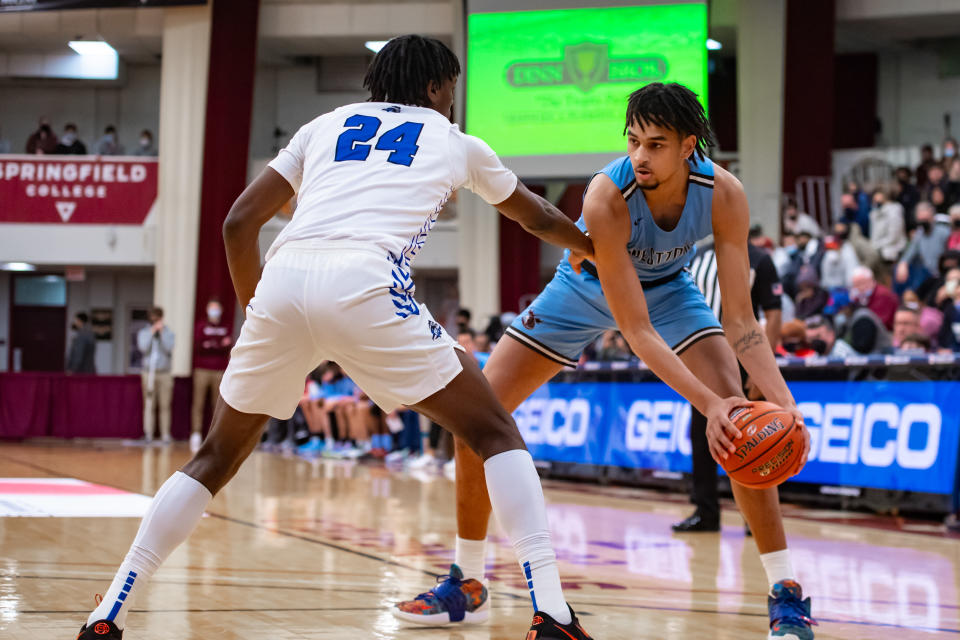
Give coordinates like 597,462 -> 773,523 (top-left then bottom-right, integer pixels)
833,53 -> 878,149
192,0 -> 260,366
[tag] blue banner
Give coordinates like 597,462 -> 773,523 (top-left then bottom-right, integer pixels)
513,380 -> 960,495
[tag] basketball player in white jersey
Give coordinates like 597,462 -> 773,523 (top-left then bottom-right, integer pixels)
75,36 -> 595,640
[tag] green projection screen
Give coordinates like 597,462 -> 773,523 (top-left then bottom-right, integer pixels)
466,3 -> 707,171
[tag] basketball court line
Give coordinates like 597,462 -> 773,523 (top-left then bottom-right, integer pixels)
2,449 -> 956,635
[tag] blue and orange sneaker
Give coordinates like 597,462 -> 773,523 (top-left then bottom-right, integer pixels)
392,564 -> 489,625
768,580 -> 816,639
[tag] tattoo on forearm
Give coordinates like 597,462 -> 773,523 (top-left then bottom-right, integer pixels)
734,329 -> 765,356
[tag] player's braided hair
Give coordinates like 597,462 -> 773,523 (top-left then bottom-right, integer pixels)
625,82 -> 715,161
363,35 -> 461,108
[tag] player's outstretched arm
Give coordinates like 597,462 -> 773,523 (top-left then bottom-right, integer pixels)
583,175 -> 745,461
494,181 -> 594,266
712,167 -> 810,471
223,167 -> 295,311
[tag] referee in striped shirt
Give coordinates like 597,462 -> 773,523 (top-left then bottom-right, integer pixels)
672,238 -> 784,532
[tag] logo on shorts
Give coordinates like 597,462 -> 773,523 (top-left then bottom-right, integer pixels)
428,320 -> 443,341
522,310 -> 542,330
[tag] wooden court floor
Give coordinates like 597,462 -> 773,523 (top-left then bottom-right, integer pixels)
0,441 -> 957,639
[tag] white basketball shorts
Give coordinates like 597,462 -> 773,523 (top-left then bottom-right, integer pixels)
220,241 -> 463,419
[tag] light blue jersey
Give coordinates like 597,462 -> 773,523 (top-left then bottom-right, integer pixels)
506,156 -> 722,367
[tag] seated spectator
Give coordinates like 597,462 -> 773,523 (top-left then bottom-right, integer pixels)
946,205 -> 960,251
931,185 -> 949,214
782,199 -> 821,237
923,252 -> 960,307
899,333 -> 931,354
781,230 -> 823,298
0,125 -> 10,154
845,306 -> 892,354
597,330 -> 633,361
845,181 -> 872,235
132,129 -> 157,157
26,118 -> 57,154
793,265 -> 829,319
54,123 -> 86,155
805,315 -> 856,358
94,125 -> 125,155
923,164 -> 948,203
777,319 -> 815,357
944,138 -> 958,165
869,188 -> 907,267
819,233 -> 861,290
892,306 -> 921,349
834,220 -> 879,274
902,289 -> 943,347
895,202 -> 950,293
938,286 -> 960,352
894,166 -> 920,231
748,224 -> 775,252
850,266 -> 899,330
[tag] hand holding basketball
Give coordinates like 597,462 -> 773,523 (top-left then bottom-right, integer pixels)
704,395 -> 751,464
721,401 -> 807,489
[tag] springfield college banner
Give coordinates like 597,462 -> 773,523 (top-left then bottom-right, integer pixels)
0,1 -> 205,11
515,380 -> 960,495
0,155 -> 157,224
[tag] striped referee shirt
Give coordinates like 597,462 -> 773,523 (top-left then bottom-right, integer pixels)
688,242 -> 783,322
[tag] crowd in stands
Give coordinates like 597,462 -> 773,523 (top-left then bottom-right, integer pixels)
0,117 -> 157,156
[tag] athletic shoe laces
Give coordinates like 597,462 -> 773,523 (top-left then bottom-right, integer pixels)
769,581 -> 817,630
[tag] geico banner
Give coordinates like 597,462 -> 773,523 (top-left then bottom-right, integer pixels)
514,381 -> 960,494
0,155 -> 157,224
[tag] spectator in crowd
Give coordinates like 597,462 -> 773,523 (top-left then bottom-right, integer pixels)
66,311 -> 97,374
455,307 -> 471,335
924,253 -> 960,308
834,220 -> 880,274
782,230 -> 823,299
132,129 -> 157,157
846,306 -> 892,355
94,125 -> 125,155
892,306 -> 921,349
894,166 -> 920,230
782,199 -> 821,237
946,205 -> 960,251
778,319 -> 815,357
931,184 -> 949,214
943,137 -> 958,165
869,188 -> 907,269
839,192 -> 869,237
899,333 -> 932,353
0,125 -> 10,154
938,282 -> 960,352
917,143 -> 936,188
850,266 -> 899,329
137,306 -> 175,444
924,164 -> 948,202
191,297 -> 233,452
793,264 -> 829,319
805,315 -> 856,358
819,233 -> 861,290
596,330 -> 633,361
947,159 -> 960,207
25,118 -> 57,154
902,289 -> 943,347
54,123 -> 87,155
895,202 -> 950,293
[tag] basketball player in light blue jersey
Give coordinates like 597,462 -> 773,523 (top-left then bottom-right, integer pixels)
395,83 -> 817,640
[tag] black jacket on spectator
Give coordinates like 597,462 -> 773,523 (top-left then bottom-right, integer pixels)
66,327 -> 97,374
938,302 -> 960,351
55,140 -> 87,155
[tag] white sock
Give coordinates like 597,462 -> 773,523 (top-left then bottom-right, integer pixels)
454,536 -> 487,582
88,471 -> 212,628
760,549 -> 796,590
483,449 -> 570,625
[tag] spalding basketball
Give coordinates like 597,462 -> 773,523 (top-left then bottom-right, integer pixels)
722,401 -> 802,489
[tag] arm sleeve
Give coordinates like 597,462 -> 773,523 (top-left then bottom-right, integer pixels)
900,237 -> 919,264
136,328 -> 151,354
753,254 -> 783,311
267,123 -> 311,193
161,329 -> 176,355
460,134 -> 518,206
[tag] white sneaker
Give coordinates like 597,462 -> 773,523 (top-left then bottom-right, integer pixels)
189,432 -> 203,452
407,452 -> 436,470
385,448 -> 410,463
443,458 -> 456,479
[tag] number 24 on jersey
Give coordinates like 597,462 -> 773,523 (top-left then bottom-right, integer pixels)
334,115 -> 423,167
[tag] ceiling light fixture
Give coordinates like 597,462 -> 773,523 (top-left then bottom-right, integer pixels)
1,262 -> 37,272
68,40 -> 117,57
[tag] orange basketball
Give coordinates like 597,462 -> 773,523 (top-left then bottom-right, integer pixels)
722,401 -> 802,489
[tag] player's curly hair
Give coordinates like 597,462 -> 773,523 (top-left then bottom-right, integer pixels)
363,35 -> 461,108
625,83 -> 715,161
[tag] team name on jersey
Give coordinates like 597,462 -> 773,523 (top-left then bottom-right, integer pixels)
629,242 -> 693,266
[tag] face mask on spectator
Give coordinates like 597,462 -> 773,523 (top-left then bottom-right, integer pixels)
207,306 -> 222,322
919,221 -> 932,233
810,339 -> 828,355
785,245 -> 798,256
904,301 -> 920,311
946,146 -> 957,159
61,132 -> 76,145
140,137 -> 151,148
782,341 -> 800,353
